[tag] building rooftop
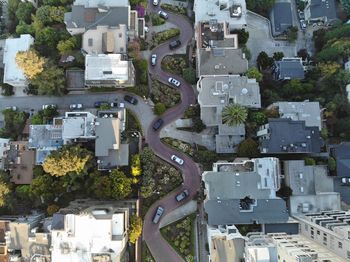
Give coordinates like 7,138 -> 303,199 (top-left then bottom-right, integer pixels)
198,48 -> 248,76
73,0 -> 129,8
3,34 -> 34,87
331,142 -> 350,178
64,5 -> 129,31
194,0 -> 247,28
257,118 -> 323,154
0,138 -> 10,170
305,0 -> 337,21
270,2 -> 293,36
274,58 -> 305,80
203,158 -> 288,225
215,124 -> 245,153
62,112 -> 96,142
270,101 -> 322,130
82,25 -> 127,54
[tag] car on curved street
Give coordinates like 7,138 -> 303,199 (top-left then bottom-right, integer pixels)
168,77 -> 181,87
124,95 -> 138,105
169,40 -> 181,50
151,54 -> 157,66
152,206 -> 164,224
171,154 -> 184,165
176,189 -> 189,202
158,10 -> 168,19
153,118 -> 164,131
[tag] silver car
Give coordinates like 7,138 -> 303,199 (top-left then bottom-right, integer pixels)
151,54 -> 157,66
176,190 -> 189,202
152,206 -> 164,224
69,103 -> 83,110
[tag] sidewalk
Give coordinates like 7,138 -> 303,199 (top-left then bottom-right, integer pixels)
159,200 -> 197,228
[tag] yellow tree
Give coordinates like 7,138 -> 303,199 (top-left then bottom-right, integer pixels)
15,50 -> 45,79
47,204 -> 60,216
318,61 -> 340,78
43,145 -> 92,177
129,215 -> 142,244
0,182 -> 10,207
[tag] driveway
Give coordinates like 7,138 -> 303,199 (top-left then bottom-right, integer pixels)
142,2 -> 201,262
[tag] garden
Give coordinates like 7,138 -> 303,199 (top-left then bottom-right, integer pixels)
160,3 -> 187,15
160,213 -> 196,261
161,55 -> 197,84
152,28 -> 180,45
151,77 -> 181,114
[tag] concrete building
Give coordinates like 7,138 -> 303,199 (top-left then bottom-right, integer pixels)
304,0 -> 338,25
85,54 -> 135,87
273,57 -> 305,80
64,0 -> 144,39
50,199 -> 137,262
194,0 -> 247,29
269,101 -> 322,130
196,21 -> 248,77
244,233 -> 278,261
82,25 -> 127,54
0,212 -> 51,262
0,138 -> 10,170
270,2 -> 293,36
331,142 -> 350,178
197,75 -> 261,153
293,210 -> 350,261
203,158 -> 289,226
208,224 -> 246,262
257,118 -> 324,154
283,160 -> 341,215
62,111 -> 97,143
3,34 -> 34,90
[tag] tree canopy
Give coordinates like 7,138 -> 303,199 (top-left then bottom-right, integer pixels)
222,104 -> 248,126
0,109 -> 28,140
43,145 -> 92,177
237,138 -> 260,158
246,67 -> 263,82
15,50 -> 45,80
129,215 -> 143,244
0,182 -> 11,207
31,65 -> 66,96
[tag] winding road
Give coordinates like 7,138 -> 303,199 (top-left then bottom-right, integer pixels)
142,3 -> 201,262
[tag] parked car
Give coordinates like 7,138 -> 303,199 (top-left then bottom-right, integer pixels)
144,26 -> 149,33
153,118 -> 164,131
5,106 -> 17,111
110,102 -> 118,107
168,77 -> 181,87
152,206 -> 164,224
94,101 -> 109,108
342,178 -> 350,184
42,104 -> 56,110
171,154 -> 184,165
151,54 -> 157,66
176,190 -> 189,202
69,103 -> 83,110
124,95 -> 138,105
158,10 -> 168,19
298,11 -> 305,19
300,19 -> 306,30
169,40 -> 181,50
153,0 -> 159,6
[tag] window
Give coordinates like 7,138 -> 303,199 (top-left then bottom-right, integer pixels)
347,251 -> 350,259
317,230 -> 320,235
348,231 -> 350,240
88,38 -> 93,46
119,33 -> 122,38
339,242 -> 343,249
120,47 -> 124,52
305,224 -> 308,231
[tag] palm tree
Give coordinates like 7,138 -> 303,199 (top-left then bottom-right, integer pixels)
222,104 -> 248,126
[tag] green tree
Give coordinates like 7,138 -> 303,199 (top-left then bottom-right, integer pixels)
246,0 -> 275,16
333,69 -> 350,88
129,215 -> 143,244
273,52 -> 284,61
134,59 -> 148,84
328,157 -> 336,172
276,185 -> 293,198
0,182 -> 11,207
304,157 -> 316,165
15,2 -> 34,23
287,26 -> 298,43
154,102 -> 166,115
57,37 -> 77,55
222,104 -> 248,126
182,68 -> 196,84
31,106 -> 59,124
140,175 -> 155,198
321,127 -> 328,139
257,51 -> 273,70
341,0 -> 350,15
237,138 -> 260,157
110,170 -> 133,199
35,6 -> 65,25
35,27 -> 59,50
43,145 -> 92,177
31,65 -> 66,96
47,204 -> 60,216
16,20 -> 34,35
30,174 -> 55,201
318,62 -> 340,77
1,84 -> 14,96
250,111 -> 267,125
43,0 -> 73,6
15,185 -> 32,200
0,109 -> 28,140
92,175 -> 113,199
297,49 -> 310,60
15,50 -> 45,80
192,117 -> 206,133
232,29 -> 249,45
246,67 -> 263,82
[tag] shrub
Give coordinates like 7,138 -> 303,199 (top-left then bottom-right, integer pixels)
161,55 -> 187,75
154,102 -> 167,115
328,157 -> 336,172
192,118 -> 206,133
183,67 -> 196,84
1,84 -> 14,96
134,59 -> 148,84
153,28 -> 180,45
160,3 -> 186,15
304,157 -> 316,166
151,14 -> 165,26
237,138 -> 260,157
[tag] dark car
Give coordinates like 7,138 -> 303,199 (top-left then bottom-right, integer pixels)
169,40 -> 181,50
94,101 -> 109,108
176,190 -> 189,202
152,206 -> 164,224
153,118 -> 164,131
124,95 -> 138,105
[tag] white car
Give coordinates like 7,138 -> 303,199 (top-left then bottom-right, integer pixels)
158,10 -> 168,19
144,26 -> 149,33
342,178 -> 350,184
168,77 -> 181,87
42,104 -> 56,110
5,106 -> 17,111
300,20 -> 306,30
153,0 -> 159,6
171,154 -> 184,165
151,54 -> 157,66
69,103 -> 83,110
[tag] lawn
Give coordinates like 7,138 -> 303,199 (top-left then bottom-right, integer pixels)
160,213 -> 196,261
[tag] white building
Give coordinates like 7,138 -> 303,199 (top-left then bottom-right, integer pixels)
85,54 -> 135,87
51,208 -> 129,262
0,138 -> 10,170
3,34 -> 34,90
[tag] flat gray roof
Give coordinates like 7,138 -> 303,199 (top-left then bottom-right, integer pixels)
95,117 -> 120,157
275,58 -> 305,80
270,2 -> 293,35
307,0 -> 337,20
198,48 -> 248,76
332,142 -> 350,178
210,237 -> 245,262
